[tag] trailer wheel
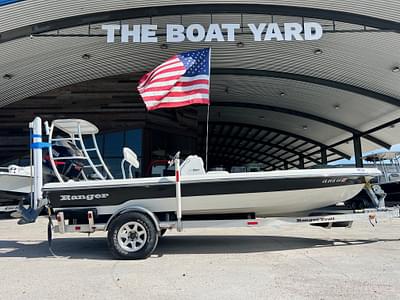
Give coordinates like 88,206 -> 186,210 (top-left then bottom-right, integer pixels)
107,212 -> 158,260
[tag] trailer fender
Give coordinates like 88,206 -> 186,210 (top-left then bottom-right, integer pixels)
104,206 -> 161,233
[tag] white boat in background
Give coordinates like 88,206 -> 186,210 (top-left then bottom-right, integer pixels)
0,165 -> 32,212
362,151 -> 400,206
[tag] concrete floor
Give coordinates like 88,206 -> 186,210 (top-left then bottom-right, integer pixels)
0,215 -> 399,300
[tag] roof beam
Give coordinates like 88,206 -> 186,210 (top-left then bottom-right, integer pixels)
210,148 -> 267,165
210,132 -> 320,165
210,150 -> 286,170
211,101 -> 391,149
211,141 -> 300,168
212,69 -> 400,109
205,121 -> 351,160
324,118 -> 400,151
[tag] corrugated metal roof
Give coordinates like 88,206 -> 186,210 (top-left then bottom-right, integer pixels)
0,2 -> 399,165
0,0 -> 400,32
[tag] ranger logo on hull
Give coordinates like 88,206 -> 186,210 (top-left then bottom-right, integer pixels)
60,193 -> 110,201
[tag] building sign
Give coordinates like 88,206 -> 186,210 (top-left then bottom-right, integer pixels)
102,22 -> 323,43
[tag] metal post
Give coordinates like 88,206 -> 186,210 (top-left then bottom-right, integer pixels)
321,147 -> 328,165
174,152 -> 183,232
299,155 -> 305,169
31,117 -> 43,209
353,135 -> 363,168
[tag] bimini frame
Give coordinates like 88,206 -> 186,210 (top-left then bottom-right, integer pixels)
48,119 -> 113,182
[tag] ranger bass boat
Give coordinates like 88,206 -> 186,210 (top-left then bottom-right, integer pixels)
37,119 -> 381,218
17,117 -> 393,260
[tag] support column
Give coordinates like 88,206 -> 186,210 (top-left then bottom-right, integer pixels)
321,147 -> 328,165
353,135 -> 363,168
284,161 -> 289,170
299,155 -> 305,169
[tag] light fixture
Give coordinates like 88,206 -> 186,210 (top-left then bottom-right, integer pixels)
236,41 -> 244,48
334,104 -> 341,110
280,92 -> 286,97
3,74 -> 13,80
81,53 -> 91,60
302,125 -> 308,130
160,43 -> 168,49
392,66 -> 400,73
314,49 -> 323,55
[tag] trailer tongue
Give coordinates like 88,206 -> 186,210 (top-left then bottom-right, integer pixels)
16,117 -> 400,260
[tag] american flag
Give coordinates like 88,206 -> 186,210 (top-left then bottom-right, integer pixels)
137,48 -> 210,111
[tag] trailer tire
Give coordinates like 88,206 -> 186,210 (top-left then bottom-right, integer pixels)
107,212 -> 158,260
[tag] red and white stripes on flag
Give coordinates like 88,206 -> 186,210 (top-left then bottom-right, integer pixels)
137,48 -> 211,111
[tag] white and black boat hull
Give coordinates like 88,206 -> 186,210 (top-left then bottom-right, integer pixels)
44,170 -> 371,217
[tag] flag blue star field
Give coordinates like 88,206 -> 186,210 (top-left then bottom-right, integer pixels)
138,48 -> 210,111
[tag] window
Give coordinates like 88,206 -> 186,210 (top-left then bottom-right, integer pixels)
104,132 -> 124,157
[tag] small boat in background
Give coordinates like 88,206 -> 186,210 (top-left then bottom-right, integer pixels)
0,165 -> 31,212
362,151 -> 400,206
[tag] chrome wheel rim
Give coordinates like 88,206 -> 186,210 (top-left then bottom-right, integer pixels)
117,221 -> 147,252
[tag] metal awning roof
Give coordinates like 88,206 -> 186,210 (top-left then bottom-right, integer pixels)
0,1 -> 399,168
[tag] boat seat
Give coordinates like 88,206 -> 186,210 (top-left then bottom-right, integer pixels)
121,147 -> 139,179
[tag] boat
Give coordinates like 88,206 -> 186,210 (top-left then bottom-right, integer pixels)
0,165 -> 32,212
39,118 -> 381,218
361,151 -> 400,206
45,165 -> 381,218
17,117 -> 395,260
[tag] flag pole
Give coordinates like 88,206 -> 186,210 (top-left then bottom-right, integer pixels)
205,48 -> 211,171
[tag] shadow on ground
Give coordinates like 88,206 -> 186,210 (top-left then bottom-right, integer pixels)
0,235 -> 395,260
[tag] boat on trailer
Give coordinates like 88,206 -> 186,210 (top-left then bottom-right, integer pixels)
17,117 -> 399,259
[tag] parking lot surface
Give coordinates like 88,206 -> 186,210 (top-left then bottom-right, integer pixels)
0,215 -> 399,299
